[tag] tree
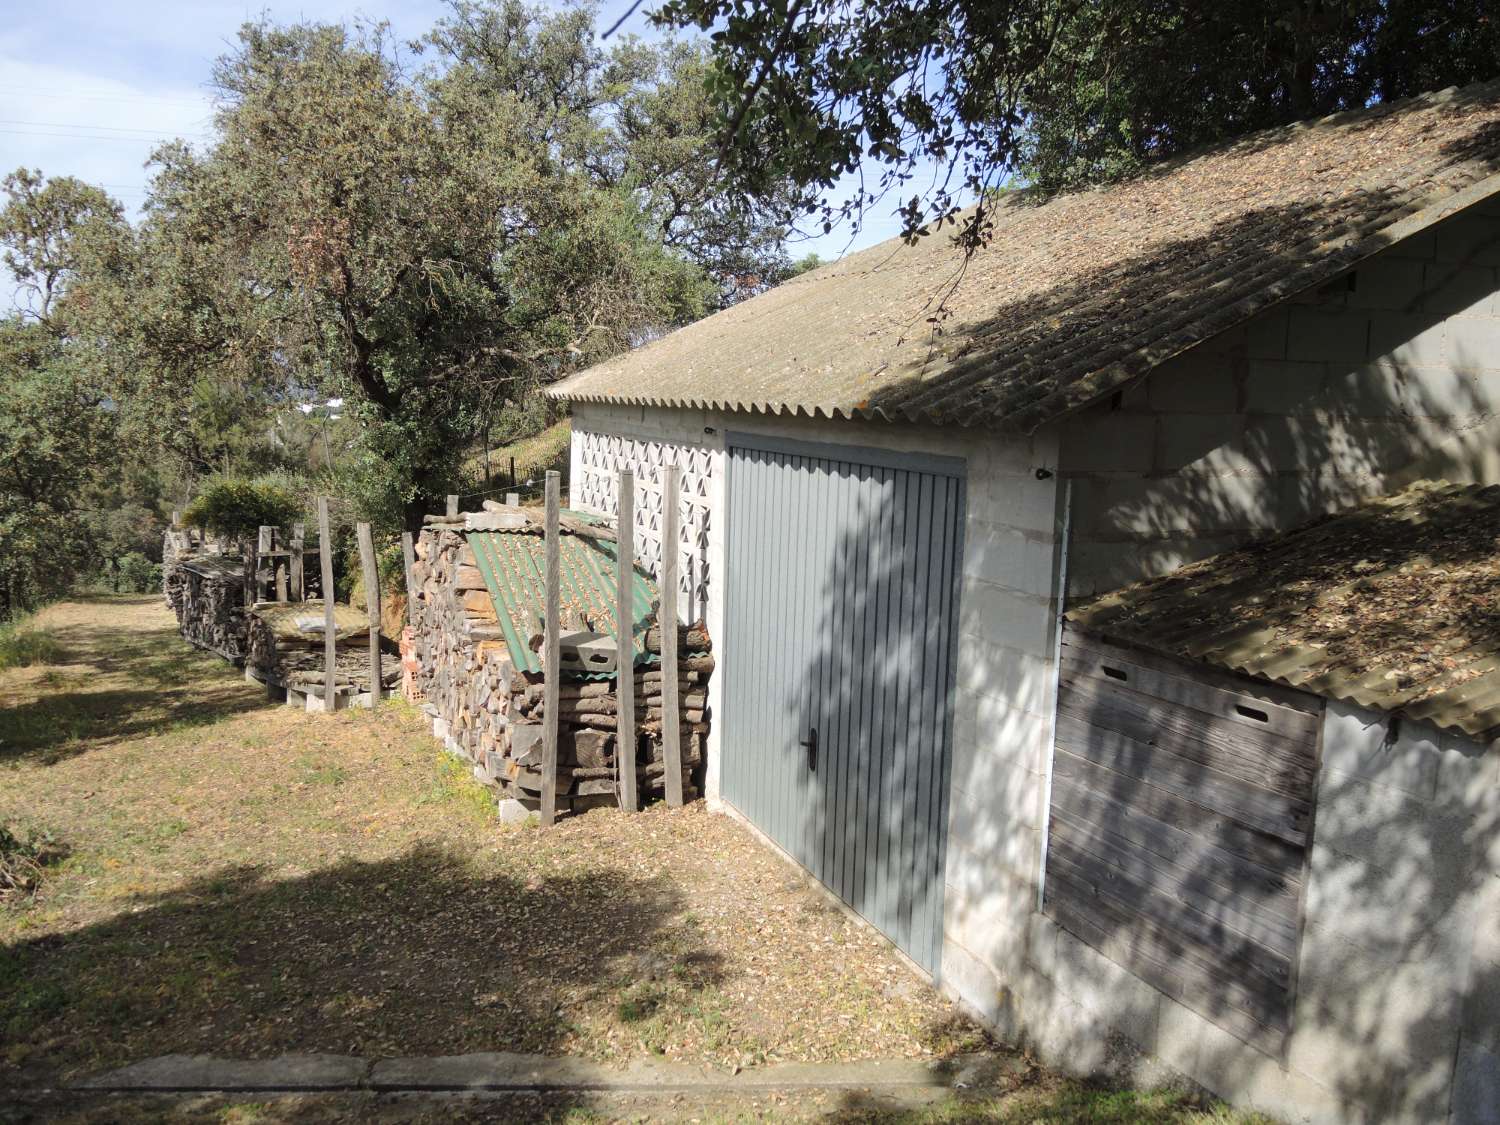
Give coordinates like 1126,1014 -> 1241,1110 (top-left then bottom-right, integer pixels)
0,169 -> 127,330
654,0 -> 1500,246
0,319 -> 113,617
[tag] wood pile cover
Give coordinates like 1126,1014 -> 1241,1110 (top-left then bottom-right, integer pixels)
407,515 -> 712,816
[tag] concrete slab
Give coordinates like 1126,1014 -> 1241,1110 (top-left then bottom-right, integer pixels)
78,1053 -> 367,1091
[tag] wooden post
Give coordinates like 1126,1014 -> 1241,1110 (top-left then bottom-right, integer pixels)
509,456 -> 516,488
256,525 -> 273,603
661,466 -> 685,807
446,494 -> 459,519
274,525 -> 289,603
318,498 -> 337,710
171,509 -> 181,529
540,471 -> 561,827
290,522 -> 305,602
356,521 -> 382,708
505,491 -> 519,508
616,470 -> 638,813
401,531 -> 418,625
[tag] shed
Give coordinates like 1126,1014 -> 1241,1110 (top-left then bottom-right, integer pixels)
548,83 -> 1500,1123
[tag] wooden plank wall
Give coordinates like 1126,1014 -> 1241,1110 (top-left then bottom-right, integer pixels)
1043,626 -> 1323,1057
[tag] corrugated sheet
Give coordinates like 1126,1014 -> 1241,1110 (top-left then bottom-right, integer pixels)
178,555 -> 244,581
549,82 -> 1500,433
468,528 -> 659,677
1067,482 -> 1500,742
251,600 -> 370,644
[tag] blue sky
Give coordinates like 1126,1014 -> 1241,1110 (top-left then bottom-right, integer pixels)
0,0 -> 903,273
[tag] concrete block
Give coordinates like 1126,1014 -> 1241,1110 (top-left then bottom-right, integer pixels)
1290,918 -> 1467,1120
1146,356 -> 1241,414
1246,307 -> 1290,360
1426,263 -> 1500,320
1451,1040 -> 1500,1125
939,936 -> 1020,1038
1436,209 -> 1500,267
1448,316 -> 1500,373
1153,413 -> 1245,472
958,582 -> 1053,659
305,687 -> 350,713
496,797 -> 534,825
1325,359 -> 1410,418
1245,359 -> 1328,415
1321,701 -> 1440,802
956,636 -> 1052,719
1037,920 -> 1163,1054
1371,313 -> 1447,366
1348,255 -> 1427,311
1433,729 -> 1499,812
962,520 -> 1056,598
947,781 -> 1043,886
1288,305 -> 1370,364
1057,412 -> 1157,474
1389,229 -> 1438,262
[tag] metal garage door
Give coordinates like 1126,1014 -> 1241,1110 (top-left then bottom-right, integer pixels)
722,434 -> 964,976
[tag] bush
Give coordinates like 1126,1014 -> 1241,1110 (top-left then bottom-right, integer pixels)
115,552 -> 162,594
0,618 -> 61,670
0,825 -> 63,902
182,478 -> 304,542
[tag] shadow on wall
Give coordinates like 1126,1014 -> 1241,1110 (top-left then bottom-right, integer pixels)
760,192 -> 1500,1116
0,842 -> 704,1104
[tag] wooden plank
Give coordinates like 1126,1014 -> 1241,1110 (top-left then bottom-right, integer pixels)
1058,673 -> 1315,804
661,465 -> 684,809
356,521 -> 382,708
616,470 -> 638,814
1044,877 -> 1288,1056
317,498 -> 337,710
1062,625 -> 1324,716
1053,721 -> 1310,847
1044,843 -> 1293,997
257,525 -> 273,603
1060,642 -> 1320,741
446,494 -> 459,519
401,531 -> 418,626
1059,669 -> 1317,795
540,471 -> 561,827
1048,810 -> 1300,955
1050,770 -> 1302,904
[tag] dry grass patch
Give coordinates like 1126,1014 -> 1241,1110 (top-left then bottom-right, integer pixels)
2,597 -> 983,1090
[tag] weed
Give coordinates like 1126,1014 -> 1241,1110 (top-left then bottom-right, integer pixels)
0,824 -> 64,902
0,619 -> 62,670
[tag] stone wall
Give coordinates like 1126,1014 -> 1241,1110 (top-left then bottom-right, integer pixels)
1061,197 -> 1500,598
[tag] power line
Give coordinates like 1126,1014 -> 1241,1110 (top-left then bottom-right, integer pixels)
0,85 -> 210,108
0,128 -> 208,143
0,118 -> 211,137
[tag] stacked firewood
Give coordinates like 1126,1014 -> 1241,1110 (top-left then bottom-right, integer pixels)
404,519 -> 713,817
164,554 -> 249,664
244,607 -> 400,694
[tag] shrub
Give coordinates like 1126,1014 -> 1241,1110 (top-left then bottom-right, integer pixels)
116,552 -> 162,594
182,478 -> 304,542
0,826 -> 48,901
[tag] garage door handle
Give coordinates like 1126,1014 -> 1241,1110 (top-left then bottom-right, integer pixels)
800,728 -> 818,772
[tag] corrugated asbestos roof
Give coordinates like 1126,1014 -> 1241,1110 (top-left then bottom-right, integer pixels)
251,600 -> 370,644
550,82 -> 1500,432
468,527 -> 659,677
1067,482 -> 1500,741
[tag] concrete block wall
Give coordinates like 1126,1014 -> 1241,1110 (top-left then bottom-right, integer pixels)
1060,197 -> 1500,599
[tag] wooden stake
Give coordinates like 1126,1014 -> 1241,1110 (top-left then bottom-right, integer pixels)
540,471 -> 561,827
661,465 -> 684,807
318,498 -> 337,710
357,521 -> 382,708
616,470 -> 638,813
291,522 -> 305,602
400,531 -> 418,625
446,494 -> 459,519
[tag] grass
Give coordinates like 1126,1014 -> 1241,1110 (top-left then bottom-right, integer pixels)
0,596 -> 985,1091
0,614 -> 63,670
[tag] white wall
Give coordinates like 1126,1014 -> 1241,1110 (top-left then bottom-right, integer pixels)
1061,197 -> 1500,599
